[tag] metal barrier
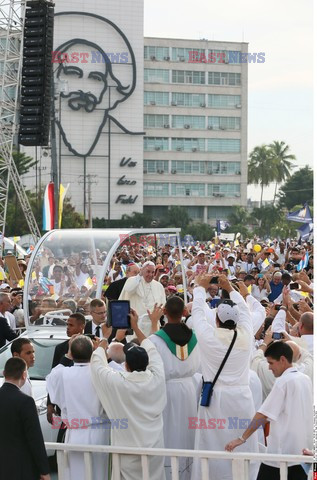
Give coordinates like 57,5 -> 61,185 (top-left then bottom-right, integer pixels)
45,442 -> 314,480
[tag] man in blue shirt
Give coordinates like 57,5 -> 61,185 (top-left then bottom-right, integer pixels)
268,271 -> 283,302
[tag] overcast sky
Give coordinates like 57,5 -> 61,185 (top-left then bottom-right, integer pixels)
144,0 -> 314,202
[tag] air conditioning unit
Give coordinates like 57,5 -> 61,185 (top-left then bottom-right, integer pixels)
219,193 -> 225,197
185,189 -> 190,195
184,124 -> 190,129
236,171 -> 241,175
176,147 -> 183,151
171,169 -> 177,174
224,59 -> 229,64
157,169 -> 164,174
235,193 -> 241,197
164,124 -> 170,128
207,125 -> 213,130
212,193 -> 219,197
235,104 -> 242,108
219,126 -> 226,130
179,57 -> 185,62
207,170 -> 213,174
171,101 -> 177,106
200,103 -> 206,107
143,169 -> 147,174
150,101 -> 156,105
192,147 -> 197,152
155,146 -> 161,151
150,55 -> 156,60
164,56 -> 170,61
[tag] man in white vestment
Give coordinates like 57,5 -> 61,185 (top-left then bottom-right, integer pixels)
46,335 -> 109,480
119,261 -> 166,323
150,296 -> 200,480
226,341 -> 313,480
11,338 -> 35,397
90,309 -> 167,480
190,274 -> 258,480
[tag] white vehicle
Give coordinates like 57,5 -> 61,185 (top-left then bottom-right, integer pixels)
0,327 -> 68,456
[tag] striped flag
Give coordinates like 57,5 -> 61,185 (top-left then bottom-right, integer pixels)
58,183 -> 70,228
43,182 -> 55,231
296,251 -> 309,272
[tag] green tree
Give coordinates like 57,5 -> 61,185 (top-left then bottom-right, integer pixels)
226,206 -> 251,237
161,206 -> 190,229
269,141 -> 296,205
278,166 -> 313,210
183,223 -> 214,241
252,205 -> 284,237
248,145 -> 275,207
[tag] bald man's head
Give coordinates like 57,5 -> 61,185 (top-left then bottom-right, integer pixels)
107,342 -> 125,364
285,341 -> 301,363
300,312 -> 313,335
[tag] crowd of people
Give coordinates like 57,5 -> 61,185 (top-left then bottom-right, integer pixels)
0,235 -> 314,480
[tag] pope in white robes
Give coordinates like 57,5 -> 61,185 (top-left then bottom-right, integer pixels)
119,262 -> 166,334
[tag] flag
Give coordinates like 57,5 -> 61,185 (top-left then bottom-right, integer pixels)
43,182 -> 55,231
13,236 -> 21,243
262,258 -> 270,269
286,203 -> 313,223
39,276 -> 53,294
84,277 -> 93,289
18,279 -> 24,287
234,238 -> 240,247
58,183 -> 70,228
31,271 -> 36,280
26,245 -> 34,254
296,251 -> 309,272
247,285 -> 252,294
0,271 -> 4,280
216,220 -> 230,234
297,222 -> 313,241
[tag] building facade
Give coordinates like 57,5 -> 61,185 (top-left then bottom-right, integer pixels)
18,8 -> 248,225
143,37 -> 248,225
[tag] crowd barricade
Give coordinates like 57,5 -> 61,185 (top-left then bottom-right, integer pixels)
45,442 -> 314,480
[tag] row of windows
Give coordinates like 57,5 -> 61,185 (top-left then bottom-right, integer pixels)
144,92 -> 241,108
144,47 -> 241,64
144,137 -> 241,153
144,114 -> 241,130
144,205 -> 234,220
143,160 -> 241,175
144,183 -> 241,197
144,69 -> 241,86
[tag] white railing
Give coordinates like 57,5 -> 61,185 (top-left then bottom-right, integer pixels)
45,442 -> 314,480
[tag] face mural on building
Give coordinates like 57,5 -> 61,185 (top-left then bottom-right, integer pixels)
54,12 -> 143,157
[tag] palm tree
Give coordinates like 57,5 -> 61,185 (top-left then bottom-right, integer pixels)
248,145 -> 275,207
269,141 -> 296,206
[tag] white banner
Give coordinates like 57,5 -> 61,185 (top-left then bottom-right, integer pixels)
219,233 -> 235,241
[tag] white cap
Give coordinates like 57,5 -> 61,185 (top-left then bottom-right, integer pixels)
0,283 -> 10,290
159,273 -> 169,281
227,253 -> 236,259
197,250 -> 206,256
223,247 -> 231,252
217,301 -> 239,324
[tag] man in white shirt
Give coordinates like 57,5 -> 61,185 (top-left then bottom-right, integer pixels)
226,341 -> 312,480
11,338 -> 35,397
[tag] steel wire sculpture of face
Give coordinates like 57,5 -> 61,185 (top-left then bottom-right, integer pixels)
54,13 -> 137,157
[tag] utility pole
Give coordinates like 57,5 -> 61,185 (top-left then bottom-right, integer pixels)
79,174 -> 97,227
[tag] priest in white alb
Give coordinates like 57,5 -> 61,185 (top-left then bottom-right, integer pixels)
46,335 -> 109,480
90,309 -> 167,480
150,296 -> 201,479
